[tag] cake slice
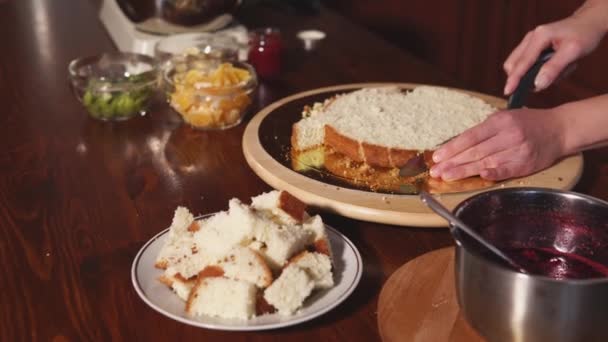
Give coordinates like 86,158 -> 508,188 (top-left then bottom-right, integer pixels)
186,277 -> 257,320
155,206 -> 197,269
164,247 -> 216,280
251,190 -> 308,224
290,98 -> 336,171
194,198 -> 262,258
291,147 -> 326,171
220,246 -> 273,288
291,86 -> 496,169
263,265 -> 315,316
251,223 -> 314,270
155,191 -> 336,320
289,251 -> 334,289
159,271 -> 197,301
302,215 -> 333,258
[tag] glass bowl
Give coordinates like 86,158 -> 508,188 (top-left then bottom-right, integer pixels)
162,54 -> 257,130
154,32 -> 241,63
68,52 -> 158,121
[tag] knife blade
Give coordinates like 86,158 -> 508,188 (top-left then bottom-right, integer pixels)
399,154 -> 427,177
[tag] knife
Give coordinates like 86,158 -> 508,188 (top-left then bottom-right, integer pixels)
507,47 -> 555,109
398,47 -> 555,180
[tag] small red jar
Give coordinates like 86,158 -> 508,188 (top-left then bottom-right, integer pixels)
248,28 -> 283,80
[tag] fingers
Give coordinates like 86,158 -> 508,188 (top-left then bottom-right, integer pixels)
438,155 -> 501,180
479,148 -> 532,180
437,147 -> 527,181
503,36 -> 533,95
432,119 -> 498,164
430,111 -> 531,181
480,167 -> 514,181
504,32 -> 532,74
430,133 -> 511,178
478,148 -> 524,180
504,26 -> 553,95
534,42 -> 582,91
553,62 -> 577,84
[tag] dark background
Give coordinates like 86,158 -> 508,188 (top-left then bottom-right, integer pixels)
324,0 -> 608,108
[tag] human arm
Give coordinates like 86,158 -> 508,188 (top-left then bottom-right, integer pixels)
503,0 -> 608,95
429,94 -> 608,181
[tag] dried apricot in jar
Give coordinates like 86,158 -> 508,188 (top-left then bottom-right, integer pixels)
169,62 -> 254,129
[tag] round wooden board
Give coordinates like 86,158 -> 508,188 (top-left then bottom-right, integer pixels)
377,247 -> 484,342
242,83 -> 583,227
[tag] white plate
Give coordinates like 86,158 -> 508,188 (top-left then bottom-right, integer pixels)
131,222 -> 363,331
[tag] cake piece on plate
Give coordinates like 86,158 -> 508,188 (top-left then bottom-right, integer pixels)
155,206 -> 197,269
251,223 -> 314,270
289,251 -> 334,289
158,271 -> 197,301
186,277 -> 257,320
194,198 -> 263,258
155,190 -> 337,320
264,265 -> 315,316
303,215 -> 333,258
251,190 -> 308,224
220,246 -> 273,288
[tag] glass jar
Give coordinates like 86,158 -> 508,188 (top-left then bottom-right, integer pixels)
247,28 -> 283,80
155,32 -> 240,63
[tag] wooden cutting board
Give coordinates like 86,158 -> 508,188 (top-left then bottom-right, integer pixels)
377,247 -> 485,342
242,83 -> 583,227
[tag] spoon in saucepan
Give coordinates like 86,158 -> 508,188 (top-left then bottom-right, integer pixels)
419,190 -> 528,274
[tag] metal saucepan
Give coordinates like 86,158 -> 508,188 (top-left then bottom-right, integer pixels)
116,0 -> 239,26
453,187 -> 608,342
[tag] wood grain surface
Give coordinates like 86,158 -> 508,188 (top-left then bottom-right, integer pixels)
377,247 -> 484,342
1,0 -> 607,341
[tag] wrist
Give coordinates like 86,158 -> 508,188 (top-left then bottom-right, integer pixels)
575,0 -> 608,33
552,105 -> 577,156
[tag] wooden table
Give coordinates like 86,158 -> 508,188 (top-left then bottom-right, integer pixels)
1,1 -> 606,341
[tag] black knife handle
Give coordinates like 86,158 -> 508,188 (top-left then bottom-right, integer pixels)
507,48 -> 555,109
